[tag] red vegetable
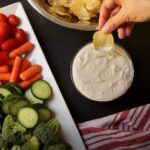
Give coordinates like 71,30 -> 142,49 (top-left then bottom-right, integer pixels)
0,36 -> 4,45
15,28 -> 27,44
0,52 -> 8,66
1,38 -> 19,52
10,25 -> 17,36
0,21 -> 10,38
0,13 -> 7,22
8,14 -> 20,26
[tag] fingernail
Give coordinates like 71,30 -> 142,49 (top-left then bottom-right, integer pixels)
102,25 -> 111,33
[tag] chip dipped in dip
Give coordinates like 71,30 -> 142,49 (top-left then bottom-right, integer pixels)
71,43 -> 134,102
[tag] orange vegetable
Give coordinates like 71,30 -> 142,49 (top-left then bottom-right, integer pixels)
19,73 -> 42,89
9,42 -> 34,58
10,56 -> 22,83
20,64 -> 41,80
0,73 -> 11,81
0,65 -> 9,73
30,73 -> 42,83
20,59 -> 31,73
19,80 -> 31,89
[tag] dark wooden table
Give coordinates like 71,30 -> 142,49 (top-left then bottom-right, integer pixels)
1,0 -> 150,123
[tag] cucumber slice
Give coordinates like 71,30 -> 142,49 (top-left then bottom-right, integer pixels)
4,83 -> 22,94
0,94 -> 4,102
0,87 -> 11,97
38,108 -> 52,122
2,101 -> 11,114
4,94 -> 26,102
18,107 -> 38,128
2,94 -> 26,114
10,100 -> 30,116
31,80 -> 52,99
2,99 -> 18,114
24,89 -> 44,104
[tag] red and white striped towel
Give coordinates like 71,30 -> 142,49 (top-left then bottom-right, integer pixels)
78,104 -> 150,150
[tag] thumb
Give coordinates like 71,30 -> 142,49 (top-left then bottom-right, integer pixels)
102,9 -> 126,33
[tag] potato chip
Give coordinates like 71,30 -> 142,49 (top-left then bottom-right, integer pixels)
47,0 -> 55,5
40,0 -> 102,24
78,20 -> 90,25
93,31 -> 114,50
86,0 -> 101,11
56,0 -> 72,7
70,0 -> 90,21
49,5 -> 71,18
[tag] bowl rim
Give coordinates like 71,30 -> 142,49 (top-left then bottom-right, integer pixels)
70,42 -> 135,102
27,0 -> 97,31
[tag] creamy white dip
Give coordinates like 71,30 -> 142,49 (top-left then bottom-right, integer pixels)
72,43 -> 134,102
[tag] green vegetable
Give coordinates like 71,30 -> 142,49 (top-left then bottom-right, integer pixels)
21,136 -> 39,150
3,83 -> 22,95
10,100 -> 30,116
24,89 -> 44,104
0,87 -> 11,98
18,107 -> 38,128
19,132 -> 32,144
31,80 -> 52,99
42,143 -> 71,150
2,94 -> 27,115
33,121 -> 59,145
0,94 -> 4,102
3,94 -> 26,102
0,134 -> 7,148
11,145 -> 21,150
38,108 -> 52,122
2,115 -> 26,143
47,118 -> 60,135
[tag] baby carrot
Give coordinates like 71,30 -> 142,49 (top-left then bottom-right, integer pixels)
20,59 -> 31,73
20,64 -> 42,80
10,56 -> 22,83
19,73 -> 42,89
30,73 -> 42,83
19,80 -> 31,89
9,42 -> 34,58
0,73 -> 11,81
0,65 -> 9,73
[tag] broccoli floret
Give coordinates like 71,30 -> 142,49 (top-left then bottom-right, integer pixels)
33,121 -> 58,145
2,115 -> 26,143
42,143 -> 72,150
19,132 -> 32,144
0,134 -> 7,148
21,136 -> 40,150
11,145 -> 21,150
46,119 -> 60,135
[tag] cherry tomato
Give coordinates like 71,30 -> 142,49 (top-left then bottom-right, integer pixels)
0,21 -> 10,39
0,52 -> 8,66
8,14 -> 20,26
0,36 -> 4,45
1,38 -> 19,52
15,28 -> 27,44
0,13 -> 7,22
10,25 -> 17,36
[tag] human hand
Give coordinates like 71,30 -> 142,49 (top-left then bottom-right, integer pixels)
99,0 -> 150,39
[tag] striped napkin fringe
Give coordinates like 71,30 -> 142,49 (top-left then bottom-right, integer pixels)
79,104 -> 150,150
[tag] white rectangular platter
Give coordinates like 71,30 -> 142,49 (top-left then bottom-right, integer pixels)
0,2 -> 86,150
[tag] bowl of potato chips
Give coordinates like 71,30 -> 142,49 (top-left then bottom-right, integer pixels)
28,0 -> 102,31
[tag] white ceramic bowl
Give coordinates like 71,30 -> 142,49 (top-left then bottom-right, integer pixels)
27,0 -> 97,31
71,43 -> 134,102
